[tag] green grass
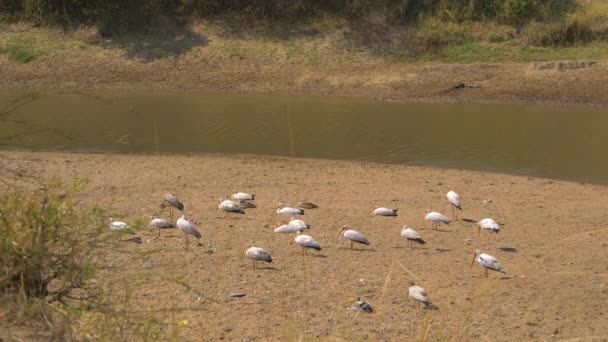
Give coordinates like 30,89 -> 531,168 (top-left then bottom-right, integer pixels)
3,42 -> 36,63
399,40 -> 608,63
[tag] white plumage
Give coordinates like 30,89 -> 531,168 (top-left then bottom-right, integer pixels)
149,217 -> 172,228
176,215 -> 201,251
409,284 -> 431,308
274,223 -> 298,234
245,247 -> 272,270
218,199 -> 245,217
472,250 -> 506,277
338,226 -> 369,249
370,207 -> 398,216
160,193 -> 184,222
277,203 -> 304,215
478,218 -> 500,234
425,210 -> 451,229
401,226 -> 426,247
447,190 -> 462,220
232,192 -> 255,201
109,219 -> 129,232
447,190 -> 461,209
289,218 -> 310,230
148,216 -> 174,237
294,233 -> 321,255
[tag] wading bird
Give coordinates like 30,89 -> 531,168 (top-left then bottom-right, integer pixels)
338,225 -> 370,250
369,206 -> 398,216
408,281 -> 432,308
294,232 -> 321,256
160,193 -> 184,222
462,218 -> 500,237
289,217 -> 310,230
148,216 -> 174,237
277,203 -> 304,215
232,191 -> 255,201
245,247 -> 272,271
218,199 -> 245,219
109,218 -> 130,232
447,190 -> 462,220
297,201 -> 319,209
424,209 -> 450,230
274,221 -> 309,241
471,250 -> 506,278
400,226 -> 426,248
176,215 -> 201,251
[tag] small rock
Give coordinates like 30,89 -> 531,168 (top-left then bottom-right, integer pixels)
229,292 -> 246,298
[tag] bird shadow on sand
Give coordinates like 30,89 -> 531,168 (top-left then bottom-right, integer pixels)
257,266 -> 280,271
337,247 -> 377,252
312,254 -> 328,258
391,246 -> 428,251
497,247 -> 518,253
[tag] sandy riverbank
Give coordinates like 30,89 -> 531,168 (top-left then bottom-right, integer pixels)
2,150 -> 608,340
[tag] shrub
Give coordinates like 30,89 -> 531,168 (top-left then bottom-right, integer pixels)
0,182 -> 106,332
416,18 -> 472,49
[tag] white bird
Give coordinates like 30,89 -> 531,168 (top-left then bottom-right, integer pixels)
232,191 -> 255,201
447,190 -> 462,220
463,218 -> 500,237
160,193 -> 184,222
471,250 -> 506,278
148,216 -> 174,237
176,215 -> 201,251
218,199 -> 245,219
338,226 -> 370,250
274,223 -> 298,234
369,206 -> 398,216
408,282 -> 432,308
245,247 -> 272,271
277,203 -> 304,215
424,209 -> 450,230
400,226 -> 426,248
294,232 -> 321,255
109,218 -> 130,232
289,217 -> 311,230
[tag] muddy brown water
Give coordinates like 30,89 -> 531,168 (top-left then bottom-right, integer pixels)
1,89 -> 607,184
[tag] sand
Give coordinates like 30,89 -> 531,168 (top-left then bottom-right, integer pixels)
1,150 -> 608,341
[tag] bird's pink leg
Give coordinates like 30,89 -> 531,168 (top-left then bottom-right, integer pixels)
350,241 -> 353,250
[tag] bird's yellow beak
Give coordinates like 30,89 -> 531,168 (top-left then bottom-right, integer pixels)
470,253 -> 477,267
368,207 -> 375,214
337,227 -> 345,238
